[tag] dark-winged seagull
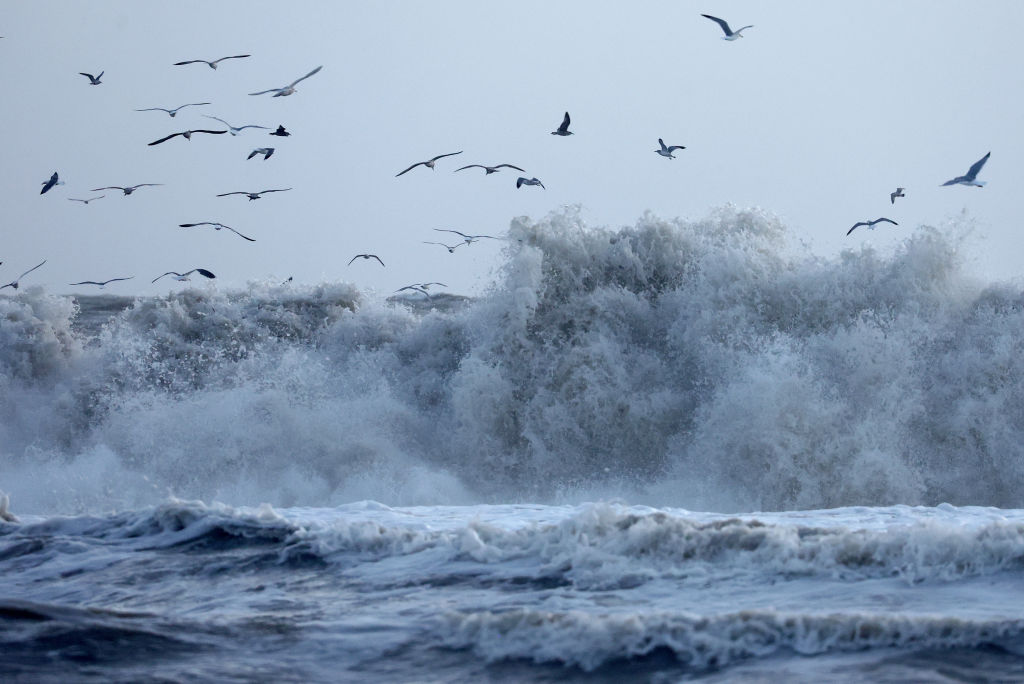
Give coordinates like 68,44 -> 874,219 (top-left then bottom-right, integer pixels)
551,112 -> 573,136
423,241 -> 465,253
348,254 -> 385,267
516,176 -> 545,189
135,103 -> 211,117
846,218 -> 898,236
69,277 -> 133,288
249,65 -> 323,97
941,152 -> 990,187
396,151 -> 463,177
152,268 -> 216,284
433,228 -> 501,244
1,260 -> 46,290
79,71 -> 103,85
890,187 -> 905,204
655,139 -> 686,159
148,129 -> 227,146
179,222 -> 255,241
203,115 -> 270,136
40,172 -> 64,195
91,184 -> 162,195
68,195 -> 105,204
269,125 -> 290,137
455,163 -> 525,175
701,14 -> 753,40
247,147 -> 274,160
174,55 -> 250,69
216,188 -> 291,201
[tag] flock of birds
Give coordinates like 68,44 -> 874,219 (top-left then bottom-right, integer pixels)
3,13 -> 994,294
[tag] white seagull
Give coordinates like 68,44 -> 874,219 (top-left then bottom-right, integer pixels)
247,147 -> 274,160
248,65 -> 323,97
455,163 -> 525,175
40,172 -> 64,195
941,152 -> 990,187
79,71 -> 103,85
135,103 -> 211,117
147,129 -> 227,146
216,188 -> 291,201
396,151 -> 463,177
348,254 -> 385,267
69,277 -> 134,288
433,228 -> 501,244
551,111 -> 573,136
516,176 -> 545,189
1,260 -> 46,290
174,55 -> 250,69
890,187 -> 905,204
68,195 -> 105,204
847,217 -> 898,236
203,115 -> 270,135
423,241 -> 465,253
655,139 -> 686,159
701,14 -> 753,40
152,268 -> 216,284
91,184 -> 162,195
179,222 -> 255,242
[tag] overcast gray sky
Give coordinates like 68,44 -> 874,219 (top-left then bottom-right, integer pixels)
1,1 -> 1021,296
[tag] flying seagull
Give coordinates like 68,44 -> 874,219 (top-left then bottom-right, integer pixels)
152,268 -> 216,284
551,111 -> 573,136
516,176 -> 545,189
433,228 -> 501,244
890,187 -> 905,204
455,163 -> 525,175
216,188 -> 291,201
395,285 -> 432,298
148,129 -> 227,146
347,254 -> 385,267
248,65 -> 323,97
68,277 -> 133,288
203,115 -> 270,135
846,217 -> 898,236
79,71 -> 103,85
423,241 -> 465,253
68,195 -> 105,204
174,55 -> 250,69
701,14 -> 753,40
91,184 -> 162,195
179,222 -> 255,241
269,125 -> 290,137
941,152 -> 990,187
134,103 -> 211,117
396,151 -> 463,177
40,171 -> 64,195
247,147 -> 274,160
1,260 -> 46,290
655,139 -> 686,159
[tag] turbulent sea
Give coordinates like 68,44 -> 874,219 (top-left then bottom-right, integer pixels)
3,207 -> 1024,682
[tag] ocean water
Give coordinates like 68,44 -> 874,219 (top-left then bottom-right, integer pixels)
2,207 -> 1024,681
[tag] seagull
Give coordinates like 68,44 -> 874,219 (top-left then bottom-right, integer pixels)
423,241 -> 465,253
0,260 -> 46,290
68,195 -> 105,204
941,152 -> 990,187
248,65 -> 323,97
79,71 -> 103,85
216,188 -> 291,201
551,111 -> 573,136
433,228 -> 501,244
40,171 -> 64,195
455,163 -> 525,175
516,176 -> 545,189
247,147 -> 275,160
134,103 -> 211,117
396,151 -> 463,177
203,115 -> 270,135
846,217 -> 898,236
701,14 -> 753,40
147,129 -> 227,146
179,222 -> 255,241
68,277 -> 133,288
655,139 -> 686,159
269,125 -> 290,137
890,187 -> 905,204
173,55 -> 250,69
91,184 -> 162,195
395,285 -> 431,298
152,268 -> 216,284
347,254 -> 385,267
